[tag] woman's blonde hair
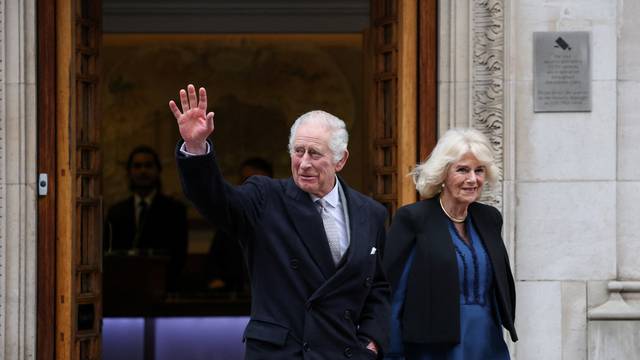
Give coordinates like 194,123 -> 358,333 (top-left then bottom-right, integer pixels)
411,128 -> 499,198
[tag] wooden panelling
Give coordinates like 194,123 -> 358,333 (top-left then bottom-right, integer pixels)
55,0 -> 75,357
397,0 -> 417,206
368,0 -> 437,211
418,0 -> 438,162
55,0 -> 103,359
369,0 -> 400,217
37,0 -> 57,358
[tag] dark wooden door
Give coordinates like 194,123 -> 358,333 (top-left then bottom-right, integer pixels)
366,0 -> 436,214
38,0 -> 103,359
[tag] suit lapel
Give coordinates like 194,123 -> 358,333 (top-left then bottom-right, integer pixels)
308,179 -> 369,301
341,180 -> 366,264
283,178 -> 336,279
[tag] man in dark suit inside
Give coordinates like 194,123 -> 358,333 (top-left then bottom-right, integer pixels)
169,84 -> 390,359
104,145 -> 188,291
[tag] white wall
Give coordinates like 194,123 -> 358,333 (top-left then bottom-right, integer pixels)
441,0 -> 640,358
0,0 -> 37,358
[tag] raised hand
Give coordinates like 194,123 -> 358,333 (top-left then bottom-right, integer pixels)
169,84 -> 215,155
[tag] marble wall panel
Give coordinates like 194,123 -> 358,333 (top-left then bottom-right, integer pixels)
514,0 -> 616,81
515,181 -> 616,280
437,81 -> 471,131
515,281 -> 562,360
588,321 -> 640,360
516,281 -> 587,360
561,282 -> 587,360
617,80 -> 640,181
617,182 -> 640,279
619,0 -> 640,80
515,80 -> 616,182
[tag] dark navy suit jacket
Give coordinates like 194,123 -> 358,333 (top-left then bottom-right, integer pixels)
177,143 -> 390,360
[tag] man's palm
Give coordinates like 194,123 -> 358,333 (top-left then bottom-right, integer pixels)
169,84 -> 214,154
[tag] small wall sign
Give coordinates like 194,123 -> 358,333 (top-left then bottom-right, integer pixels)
534,31 -> 591,112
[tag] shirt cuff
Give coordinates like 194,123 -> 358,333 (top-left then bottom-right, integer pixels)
179,142 -> 210,157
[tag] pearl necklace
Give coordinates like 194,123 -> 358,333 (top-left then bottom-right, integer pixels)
439,196 -> 466,223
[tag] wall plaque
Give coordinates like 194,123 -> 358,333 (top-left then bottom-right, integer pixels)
534,31 -> 591,112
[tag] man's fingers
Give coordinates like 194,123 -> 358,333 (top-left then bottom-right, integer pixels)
187,84 -> 198,109
207,112 -> 215,131
198,87 -> 207,111
168,100 -> 182,120
179,89 -> 189,112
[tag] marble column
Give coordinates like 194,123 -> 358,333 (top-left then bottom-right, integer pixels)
0,0 -> 38,358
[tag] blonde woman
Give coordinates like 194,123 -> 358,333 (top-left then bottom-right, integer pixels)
383,128 -> 517,360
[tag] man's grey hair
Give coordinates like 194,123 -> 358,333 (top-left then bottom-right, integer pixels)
288,110 -> 349,163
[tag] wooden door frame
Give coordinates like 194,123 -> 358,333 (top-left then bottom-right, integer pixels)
397,0 -> 418,206
37,0 -> 57,358
418,0 -> 438,160
38,0 -> 103,358
367,0 -> 438,212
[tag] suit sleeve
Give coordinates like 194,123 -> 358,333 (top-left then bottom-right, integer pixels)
175,141 -> 266,245
355,205 -> 391,357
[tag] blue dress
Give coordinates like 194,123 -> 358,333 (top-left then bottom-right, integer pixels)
386,217 -> 510,360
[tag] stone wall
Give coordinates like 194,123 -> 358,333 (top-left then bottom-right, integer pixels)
441,0 -> 640,358
0,0 -> 37,358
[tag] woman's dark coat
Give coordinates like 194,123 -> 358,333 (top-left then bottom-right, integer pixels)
382,197 -> 517,344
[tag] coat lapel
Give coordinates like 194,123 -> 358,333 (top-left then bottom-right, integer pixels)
421,198 -> 458,271
283,178 -> 336,280
341,179 -> 367,264
468,203 -> 505,278
309,179 -> 369,301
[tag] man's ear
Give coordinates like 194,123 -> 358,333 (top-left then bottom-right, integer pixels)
335,149 -> 349,172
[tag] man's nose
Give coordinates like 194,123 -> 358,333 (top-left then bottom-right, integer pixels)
300,153 -> 313,168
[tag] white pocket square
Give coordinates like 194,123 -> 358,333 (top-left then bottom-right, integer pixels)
370,247 -> 377,255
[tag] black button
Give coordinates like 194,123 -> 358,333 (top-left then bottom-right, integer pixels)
344,346 -> 353,358
343,309 -> 352,320
364,276 -> 372,287
305,302 -> 313,311
290,258 -> 299,270
303,342 -> 310,352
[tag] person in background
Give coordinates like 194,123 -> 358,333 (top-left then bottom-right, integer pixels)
104,145 -> 188,291
383,128 -> 517,360
206,157 -> 274,292
170,84 -> 390,359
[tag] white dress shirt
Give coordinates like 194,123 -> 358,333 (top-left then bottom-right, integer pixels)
179,142 -> 211,156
